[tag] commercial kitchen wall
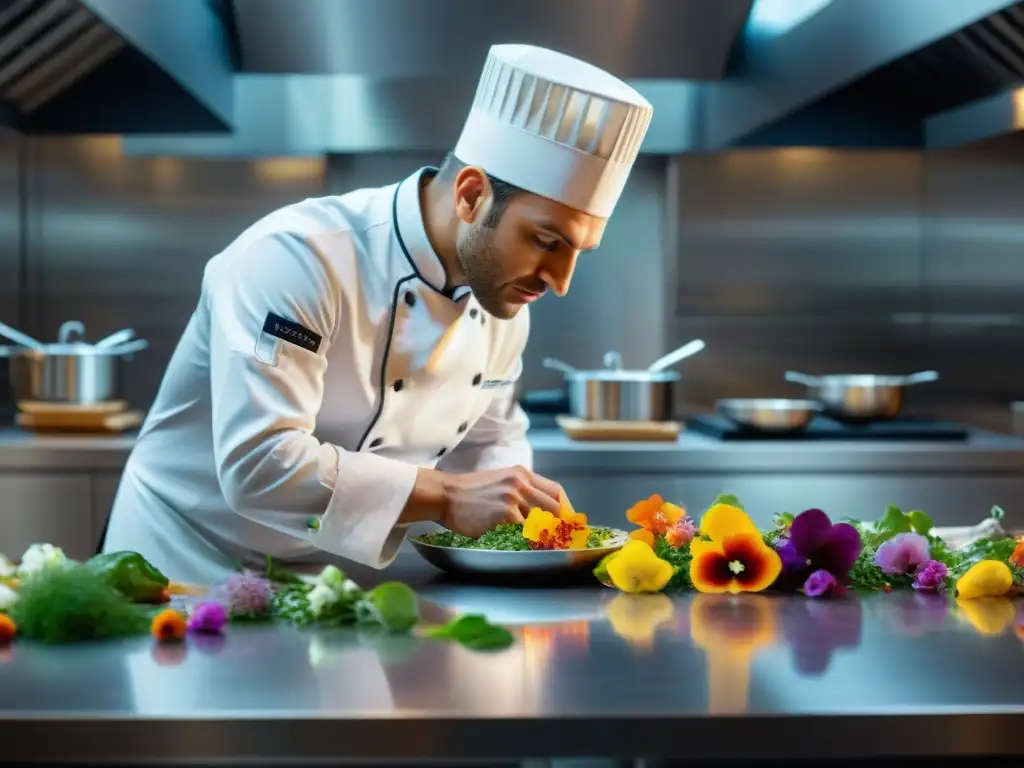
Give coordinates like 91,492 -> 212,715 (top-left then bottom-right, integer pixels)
0,130 -> 1022,430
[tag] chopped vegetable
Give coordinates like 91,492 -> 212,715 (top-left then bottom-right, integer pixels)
84,551 -> 170,603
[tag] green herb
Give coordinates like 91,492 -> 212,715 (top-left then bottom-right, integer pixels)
712,493 -> 744,510
83,551 -> 169,603
271,582 -> 317,625
416,522 -> 618,551
653,536 -> 693,592
423,614 -> 515,650
10,565 -> 149,643
356,582 -> 419,632
264,555 -> 306,585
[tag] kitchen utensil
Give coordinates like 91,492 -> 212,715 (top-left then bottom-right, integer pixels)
0,321 -> 45,351
647,338 -> 706,372
7,334 -> 150,405
716,398 -> 822,433
94,328 -> 136,349
556,415 -> 682,441
785,370 -> 939,421
541,340 -> 705,422
410,528 -> 628,578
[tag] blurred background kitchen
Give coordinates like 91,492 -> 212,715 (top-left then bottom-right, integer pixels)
3,0 -> 1024,557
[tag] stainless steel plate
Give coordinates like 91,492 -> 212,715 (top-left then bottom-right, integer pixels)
410,529 -> 629,577
716,398 -> 821,433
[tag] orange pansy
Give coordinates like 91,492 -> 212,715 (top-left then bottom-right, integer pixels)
626,494 -> 684,536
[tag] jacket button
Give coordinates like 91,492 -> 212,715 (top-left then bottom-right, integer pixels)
480,315 -> 485,326
436,447 -> 447,457
469,308 -> 478,319
458,421 -> 468,433
404,291 -> 416,307
472,373 -> 482,386
369,438 -> 383,449
393,379 -> 404,392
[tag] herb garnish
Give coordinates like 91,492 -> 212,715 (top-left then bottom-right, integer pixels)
416,522 -> 618,550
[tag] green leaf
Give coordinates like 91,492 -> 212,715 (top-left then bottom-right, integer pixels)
877,505 -> 911,535
907,510 -> 933,536
424,614 -> 514,650
362,582 -> 419,632
712,493 -> 744,511
991,505 -> 1006,521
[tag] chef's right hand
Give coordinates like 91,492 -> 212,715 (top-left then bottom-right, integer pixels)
440,466 -> 564,539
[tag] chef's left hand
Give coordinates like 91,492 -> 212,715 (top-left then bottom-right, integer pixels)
439,465 -> 563,538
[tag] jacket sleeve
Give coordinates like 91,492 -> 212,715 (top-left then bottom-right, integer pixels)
206,231 -> 418,568
435,309 -> 534,473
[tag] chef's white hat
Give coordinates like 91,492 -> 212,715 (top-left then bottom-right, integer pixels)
453,44 -> 653,219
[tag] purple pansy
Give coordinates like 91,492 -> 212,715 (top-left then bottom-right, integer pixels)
803,569 -> 838,598
774,508 -> 862,590
912,559 -> 949,591
873,532 -> 930,575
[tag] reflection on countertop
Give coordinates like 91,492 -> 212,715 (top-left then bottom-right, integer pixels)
1,564 -> 1023,763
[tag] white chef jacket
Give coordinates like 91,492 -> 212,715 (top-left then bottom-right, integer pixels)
102,167 -> 533,586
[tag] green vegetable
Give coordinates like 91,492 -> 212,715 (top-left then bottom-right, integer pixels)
416,523 -> 617,551
712,493 -> 744,510
83,551 -> 169,603
653,536 -> 693,592
11,565 -> 149,643
423,614 -> 514,650
907,510 -> 933,536
357,582 -> 419,632
264,555 -> 306,585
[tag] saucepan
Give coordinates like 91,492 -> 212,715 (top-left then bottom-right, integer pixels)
716,398 -> 823,434
0,320 -> 148,404
542,339 -> 706,421
784,369 -> 939,422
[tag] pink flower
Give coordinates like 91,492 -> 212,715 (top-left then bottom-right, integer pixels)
873,533 -> 930,575
803,569 -> 838,598
187,601 -> 228,634
912,560 -> 949,591
216,571 -> 272,617
665,517 -> 697,549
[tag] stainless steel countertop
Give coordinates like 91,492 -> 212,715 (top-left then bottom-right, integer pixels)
1,554 -> 1022,764
2,426 -> 1024,473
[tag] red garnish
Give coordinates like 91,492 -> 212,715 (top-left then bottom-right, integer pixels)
528,520 -> 587,551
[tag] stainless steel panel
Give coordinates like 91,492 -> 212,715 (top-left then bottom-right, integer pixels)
670,150 -> 928,408
326,154 -> 671,394
0,472 -> 94,559
25,136 -> 325,408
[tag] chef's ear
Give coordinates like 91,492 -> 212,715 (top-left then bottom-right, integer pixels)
453,166 -> 491,224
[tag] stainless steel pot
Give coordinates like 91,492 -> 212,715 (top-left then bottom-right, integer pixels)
0,320 -> 148,404
716,398 -> 822,433
542,340 -> 705,421
784,369 -> 939,421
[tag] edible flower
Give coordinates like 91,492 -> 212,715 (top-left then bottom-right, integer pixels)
217,570 -> 273,617
0,584 -> 18,612
665,517 -> 698,549
912,559 -> 949,592
16,543 -> 68,581
605,540 -> 674,593
151,608 -> 187,642
523,494 -> 589,550
873,532 -> 930,575
802,569 -> 837,598
955,559 -> 1013,600
775,508 -> 861,590
626,495 -> 685,545
1009,536 -> 1024,569
0,614 -> 15,644
689,504 -> 782,594
187,602 -> 228,634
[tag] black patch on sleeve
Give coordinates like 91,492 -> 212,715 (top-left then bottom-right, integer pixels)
262,312 -> 322,353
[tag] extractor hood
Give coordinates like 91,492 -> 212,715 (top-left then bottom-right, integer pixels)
231,0 -> 754,80
1,0 -> 235,134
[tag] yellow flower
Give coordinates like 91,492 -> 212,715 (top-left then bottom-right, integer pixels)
523,508 -> 559,542
628,529 -> 655,546
955,560 -> 1013,599
689,504 -> 781,594
522,491 -> 589,550
605,540 -> 674,593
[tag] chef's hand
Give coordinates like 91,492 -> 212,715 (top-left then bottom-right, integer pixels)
440,466 -> 564,539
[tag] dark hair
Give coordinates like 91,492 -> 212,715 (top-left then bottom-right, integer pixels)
437,152 -> 526,228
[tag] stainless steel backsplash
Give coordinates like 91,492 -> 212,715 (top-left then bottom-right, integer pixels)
0,132 -> 1021,430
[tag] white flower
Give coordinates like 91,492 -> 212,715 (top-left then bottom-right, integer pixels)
316,565 -> 345,591
307,583 -> 338,618
17,543 -> 68,580
0,554 -> 14,579
0,584 -> 18,612
340,579 -> 361,599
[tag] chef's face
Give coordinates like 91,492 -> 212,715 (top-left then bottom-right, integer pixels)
453,168 -> 605,319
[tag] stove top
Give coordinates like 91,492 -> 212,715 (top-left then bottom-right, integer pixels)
686,414 -> 971,441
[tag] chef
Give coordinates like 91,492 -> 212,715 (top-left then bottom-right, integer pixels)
101,44 -> 654,585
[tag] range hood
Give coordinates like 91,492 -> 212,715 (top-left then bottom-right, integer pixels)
1,0 -> 235,134
231,0 -> 754,80
704,0 -> 1024,149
